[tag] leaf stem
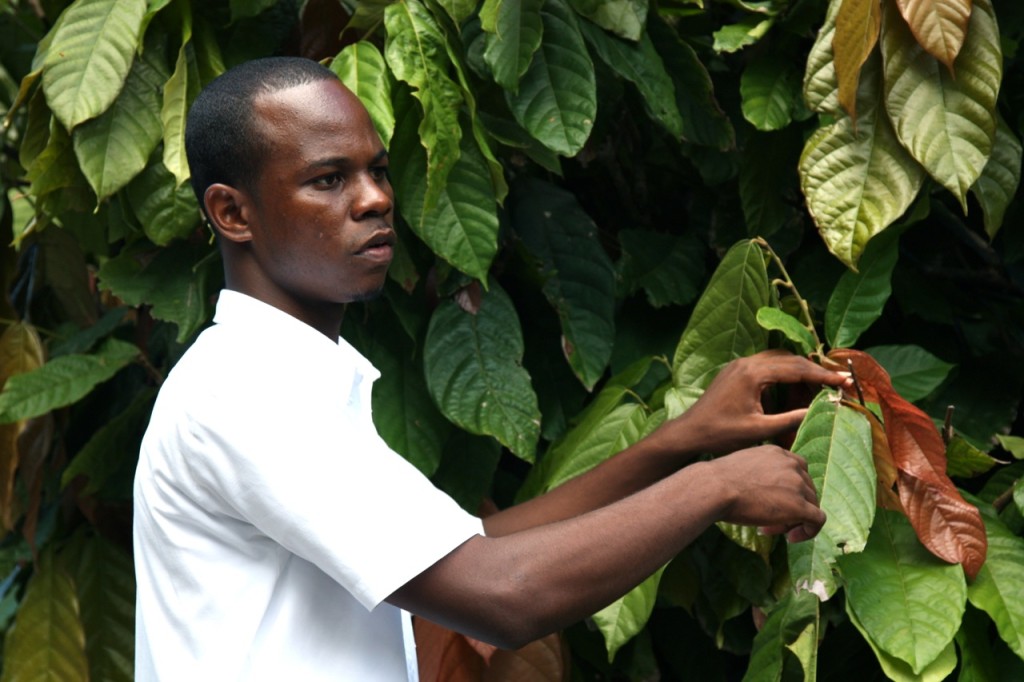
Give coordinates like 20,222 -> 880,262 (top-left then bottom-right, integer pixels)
753,237 -> 824,357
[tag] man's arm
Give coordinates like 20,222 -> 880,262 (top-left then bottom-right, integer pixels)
388,443 -> 822,649
481,350 -> 849,537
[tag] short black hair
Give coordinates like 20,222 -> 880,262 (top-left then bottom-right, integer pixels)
185,56 -> 337,212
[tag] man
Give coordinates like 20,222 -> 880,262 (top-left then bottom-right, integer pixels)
134,57 -> 849,681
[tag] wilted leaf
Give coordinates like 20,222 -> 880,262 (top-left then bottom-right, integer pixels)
511,178 -> 616,390
800,52 -> 925,269
824,226 -> 899,348
424,282 -> 540,461
330,41 -> 395,148
788,391 -> 875,601
506,0 -> 596,156
893,0 -> 971,71
833,0 -> 880,119
829,348 -> 988,578
0,552 -> 89,682
881,0 -> 1000,209
840,509 -> 966,675
41,0 -> 147,130
671,240 -> 769,415
0,323 -> 45,528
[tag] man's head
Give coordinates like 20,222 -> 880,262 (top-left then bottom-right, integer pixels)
185,56 -> 338,210
186,57 -> 395,337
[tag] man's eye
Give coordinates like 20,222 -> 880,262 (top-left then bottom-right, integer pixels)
313,173 -> 343,187
370,166 -> 389,182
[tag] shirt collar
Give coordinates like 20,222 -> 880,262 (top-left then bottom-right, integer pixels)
212,289 -> 381,383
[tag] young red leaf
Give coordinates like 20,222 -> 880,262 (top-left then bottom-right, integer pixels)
844,401 -> 902,511
415,617 -> 486,682
828,349 -> 987,578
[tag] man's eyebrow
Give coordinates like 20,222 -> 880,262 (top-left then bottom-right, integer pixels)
305,149 -> 389,171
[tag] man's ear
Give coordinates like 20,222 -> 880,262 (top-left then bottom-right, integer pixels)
204,183 -> 253,244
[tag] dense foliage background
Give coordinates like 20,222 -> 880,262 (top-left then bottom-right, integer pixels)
0,0 -> 1023,679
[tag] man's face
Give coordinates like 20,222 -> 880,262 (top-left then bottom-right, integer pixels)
242,78 -> 395,323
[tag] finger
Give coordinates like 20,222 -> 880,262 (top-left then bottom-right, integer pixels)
756,409 -> 809,436
758,354 -> 852,389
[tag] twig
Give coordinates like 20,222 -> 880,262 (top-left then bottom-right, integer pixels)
847,359 -> 866,407
942,405 -> 955,445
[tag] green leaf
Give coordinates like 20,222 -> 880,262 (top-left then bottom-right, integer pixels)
955,604 -> 1001,682
945,435 -> 1001,479
330,41 -> 395,148
839,509 -> 967,674
61,532 -> 136,682
617,229 -> 705,308
788,392 -> 875,600
342,307 -> 451,477
511,178 -> 616,390
739,129 -> 803,239
713,15 -> 773,54
593,565 -> 665,662
435,0 -> 476,24
800,52 -> 925,269
864,344 -> 954,402
755,307 -> 816,356
670,240 -> 769,416
971,116 -> 1022,240
162,37 -> 198,187
41,0 -> 147,130
716,522 -> 774,563
424,282 -> 540,461
568,0 -> 646,41
0,338 -> 139,424
880,0 -> 1000,208
530,403 -> 649,495
579,21 -> 683,139
647,17 -> 734,150
802,0 -> 841,115
385,0 -> 464,211
72,43 -> 165,200
26,119 -> 87,205
846,602 -> 958,682
996,435 -> 1024,460
506,0 -> 596,156
97,241 -> 218,342
740,52 -> 802,131
967,507 -> 1024,661
824,226 -> 899,348
0,552 -> 88,682
125,160 -> 202,246
390,99 -> 499,282
62,389 -> 155,494
229,0 -> 275,21
743,590 -> 819,682
480,0 -> 544,93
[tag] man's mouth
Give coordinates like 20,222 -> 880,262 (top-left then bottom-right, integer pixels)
357,229 -> 397,260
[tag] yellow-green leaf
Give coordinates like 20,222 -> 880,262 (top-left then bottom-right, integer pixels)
330,41 -> 395,148
881,0 -> 1000,209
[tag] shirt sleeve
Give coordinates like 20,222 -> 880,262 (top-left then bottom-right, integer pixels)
184,374 -> 484,611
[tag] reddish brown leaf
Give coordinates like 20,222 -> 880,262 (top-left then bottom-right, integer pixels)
828,349 -> 987,577
898,471 -> 987,578
485,633 -> 570,682
0,322 -> 45,529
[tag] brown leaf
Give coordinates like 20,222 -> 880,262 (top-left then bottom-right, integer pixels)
485,633 -> 570,682
894,0 -> 971,72
828,349 -> 987,577
0,322 -> 45,529
834,0 -> 882,120
844,401 -> 902,511
898,471 -> 987,579
415,617 -> 486,682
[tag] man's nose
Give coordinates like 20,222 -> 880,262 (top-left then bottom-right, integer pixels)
352,174 -> 392,218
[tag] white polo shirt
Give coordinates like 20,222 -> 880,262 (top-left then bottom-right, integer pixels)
134,290 -> 484,681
